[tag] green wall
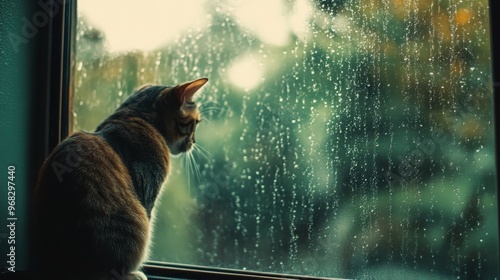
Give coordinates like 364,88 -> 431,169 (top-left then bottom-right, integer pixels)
1,0 -> 35,272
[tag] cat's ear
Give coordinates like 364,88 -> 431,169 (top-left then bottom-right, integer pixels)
174,78 -> 208,103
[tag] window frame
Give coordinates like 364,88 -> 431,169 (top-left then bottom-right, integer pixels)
490,0 -> 500,271
143,262 -> 341,280
24,0 -> 500,278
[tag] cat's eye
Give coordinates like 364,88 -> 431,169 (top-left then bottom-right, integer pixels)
65,1 -> 499,279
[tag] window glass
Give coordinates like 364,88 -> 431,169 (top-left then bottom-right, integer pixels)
74,0 -> 498,278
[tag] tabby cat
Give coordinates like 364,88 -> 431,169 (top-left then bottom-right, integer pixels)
33,78 -> 208,280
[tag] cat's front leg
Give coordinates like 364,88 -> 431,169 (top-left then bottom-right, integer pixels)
127,271 -> 147,280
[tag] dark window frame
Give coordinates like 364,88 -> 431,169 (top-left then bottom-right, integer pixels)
490,0 -> 500,273
18,0 -> 499,278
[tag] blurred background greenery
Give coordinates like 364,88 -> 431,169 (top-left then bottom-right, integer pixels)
73,0 -> 498,278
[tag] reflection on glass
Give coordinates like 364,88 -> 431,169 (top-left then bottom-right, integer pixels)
74,0 -> 498,278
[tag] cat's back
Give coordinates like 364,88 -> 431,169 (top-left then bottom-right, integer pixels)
33,131 -> 149,279
35,131 -> 143,211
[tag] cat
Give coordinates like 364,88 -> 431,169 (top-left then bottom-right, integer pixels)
32,78 -> 208,280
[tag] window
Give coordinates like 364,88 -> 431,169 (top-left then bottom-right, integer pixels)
74,0 -> 498,279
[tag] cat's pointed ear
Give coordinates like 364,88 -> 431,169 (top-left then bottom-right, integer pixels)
174,78 -> 208,103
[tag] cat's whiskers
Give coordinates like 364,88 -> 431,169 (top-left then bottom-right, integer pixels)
193,144 -> 212,160
199,101 -> 222,115
183,151 -> 191,194
200,109 -> 223,118
192,150 -> 202,183
199,106 -> 221,113
198,100 -> 221,108
198,102 -> 223,128
187,148 -> 202,186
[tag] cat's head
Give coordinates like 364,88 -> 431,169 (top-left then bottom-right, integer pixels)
118,78 -> 208,155
157,78 -> 207,155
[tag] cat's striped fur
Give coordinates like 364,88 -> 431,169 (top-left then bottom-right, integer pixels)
33,78 -> 208,280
